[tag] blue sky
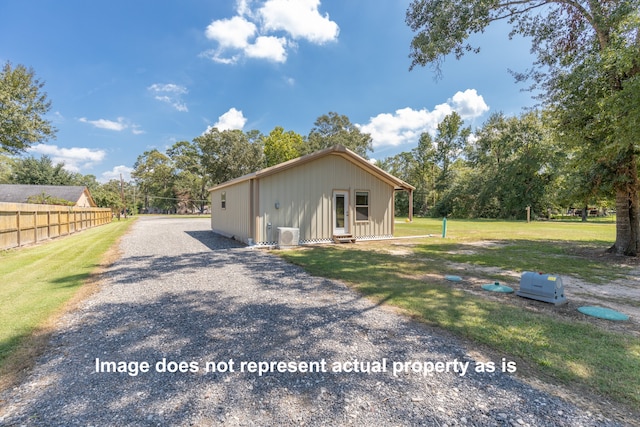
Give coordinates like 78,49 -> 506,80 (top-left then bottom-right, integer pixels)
1,0 -> 538,182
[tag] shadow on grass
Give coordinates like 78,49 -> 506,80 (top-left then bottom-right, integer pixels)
281,246 -> 640,407
49,272 -> 97,289
411,239 -> 628,283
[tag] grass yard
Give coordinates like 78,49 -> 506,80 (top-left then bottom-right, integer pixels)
279,218 -> 640,409
0,218 -> 135,379
395,217 -> 622,283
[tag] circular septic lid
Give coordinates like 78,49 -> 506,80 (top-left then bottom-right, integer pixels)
445,275 -> 462,282
577,306 -> 629,321
481,283 -> 514,293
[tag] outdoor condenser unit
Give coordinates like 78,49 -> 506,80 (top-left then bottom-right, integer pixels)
517,271 -> 567,305
277,227 -> 299,249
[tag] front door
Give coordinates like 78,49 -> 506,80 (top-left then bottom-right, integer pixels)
333,191 -> 349,235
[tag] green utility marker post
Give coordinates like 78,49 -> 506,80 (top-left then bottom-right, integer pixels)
442,217 -> 447,238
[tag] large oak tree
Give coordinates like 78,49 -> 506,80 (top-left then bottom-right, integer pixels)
406,0 -> 640,255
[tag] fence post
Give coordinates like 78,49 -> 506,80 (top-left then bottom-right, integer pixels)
17,210 -> 21,247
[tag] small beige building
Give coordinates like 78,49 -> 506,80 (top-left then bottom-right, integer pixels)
209,145 -> 414,246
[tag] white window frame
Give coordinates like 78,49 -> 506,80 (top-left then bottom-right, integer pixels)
355,190 -> 370,222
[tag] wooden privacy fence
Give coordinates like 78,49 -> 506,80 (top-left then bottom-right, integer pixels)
0,202 -> 112,250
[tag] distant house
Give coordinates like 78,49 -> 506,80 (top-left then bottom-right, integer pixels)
209,145 -> 414,246
0,184 -> 97,207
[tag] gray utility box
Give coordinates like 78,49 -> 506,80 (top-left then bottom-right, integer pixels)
517,272 -> 567,305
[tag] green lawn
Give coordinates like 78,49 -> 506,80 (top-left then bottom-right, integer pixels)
0,218 -> 135,369
395,216 -> 616,241
279,218 -> 640,408
395,217 -> 622,283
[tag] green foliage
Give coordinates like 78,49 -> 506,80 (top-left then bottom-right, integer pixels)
195,128 -> 264,186
0,154 -> 14,183
263,126 -> 304,167
0,62 -> 56,154
25,192 -> 75,206
432,112 -> 470,215
379,135 -> 439,217
306,112 -> 373,158
406,1 -> 638,75
92,179 -> 127,211
381,112 -> 567,220
9,155 -> 82,186
542,5 -> 640,253
132,149 -> 177,212
167,140 -> 211,213
462,112 -> 562,219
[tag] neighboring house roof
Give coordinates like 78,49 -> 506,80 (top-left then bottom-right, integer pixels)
209,145 -> 415,192
0,184 -> 97,207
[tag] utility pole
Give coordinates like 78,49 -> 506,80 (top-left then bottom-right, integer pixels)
120,174 -> 126,218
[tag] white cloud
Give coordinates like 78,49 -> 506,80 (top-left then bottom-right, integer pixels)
204,108 -> 248,133
205,16 -> 256,49
358,104 -> 452,147
131,125 -> 145,135
203,0 -> 338,64
258,0 -> 339,44
244,36 -> 288,62
100,165 -> 133,183
79,117 -> 142,134
28,144 -> 106,173
79,117 -> 127,131
236,0 -> 252,16
357,89 -> 490,148
215,107 -> 247,130
148,83 -> 187,94
449,89 -> 489,119
202,49 -> 241,65
148,83 -> 188,112
51,111 -> 65,124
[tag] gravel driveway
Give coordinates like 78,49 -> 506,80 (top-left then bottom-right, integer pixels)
0,217 -> 624,426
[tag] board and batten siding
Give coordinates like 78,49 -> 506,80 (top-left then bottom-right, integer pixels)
210,180 -> 252,243
256,154 -> 394,244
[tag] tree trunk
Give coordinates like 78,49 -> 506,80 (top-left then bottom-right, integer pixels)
609,155 -> 640,256
581,204 -> 588,222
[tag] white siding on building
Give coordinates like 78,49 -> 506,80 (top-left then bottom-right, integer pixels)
210,180 -> 251,243
255,154 -> 394,244
209,146 -> 413,246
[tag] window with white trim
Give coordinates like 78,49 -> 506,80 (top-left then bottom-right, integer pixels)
355,191 -> 369,221
221,192 -> 226,210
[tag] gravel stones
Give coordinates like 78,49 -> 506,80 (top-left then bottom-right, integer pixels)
0,217 -> 625,426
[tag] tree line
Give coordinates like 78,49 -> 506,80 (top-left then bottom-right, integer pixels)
0,102 -> 614,222
381,110 -> 613,220
130,112 -> 373,213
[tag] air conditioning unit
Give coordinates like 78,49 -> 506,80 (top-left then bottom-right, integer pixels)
277,227 -> 299,249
